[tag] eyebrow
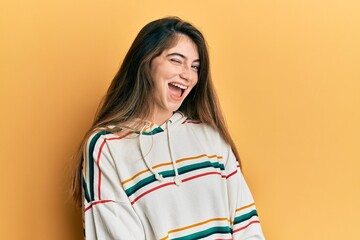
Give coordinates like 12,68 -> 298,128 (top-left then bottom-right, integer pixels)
166,53 -> 200,63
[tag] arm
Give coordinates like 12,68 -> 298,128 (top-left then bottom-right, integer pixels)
82,132 -> 145,240
224,146 -> 265,239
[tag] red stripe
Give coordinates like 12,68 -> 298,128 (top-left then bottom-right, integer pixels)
96,140 -> 107,200
96,132 -> 132,200
131,182 -> 175,204
181,120 -> 202,124
232,220 -> 260,234
226,169 -> 237,179
182,171 -> 225,183
84,199 -> 114,212
131,171 -> 226,205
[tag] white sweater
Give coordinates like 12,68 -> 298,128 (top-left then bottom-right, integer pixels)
82,112 -> 265,239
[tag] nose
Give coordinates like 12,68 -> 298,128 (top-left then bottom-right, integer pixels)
179,65 -> 193,81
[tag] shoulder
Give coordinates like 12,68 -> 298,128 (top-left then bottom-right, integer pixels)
85,130 -> 113,150
180,120 -> 229,150
82,131 -> 112,162
85,129 -> 135,155
182,119 -> 222,138
87,130 -> 112,143
87,128 -> 136,144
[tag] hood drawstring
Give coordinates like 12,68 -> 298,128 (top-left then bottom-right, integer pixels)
138,118 -> 182,186
166,120 -> 182,186
139,122 -> 164,182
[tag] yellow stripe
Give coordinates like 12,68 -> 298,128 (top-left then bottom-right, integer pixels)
160,217 -> 230,240
235,202 -> 255,213
121,169 -> 149,184
144,122 -> 155,132
177,154 -> 222,163
121,154 -> 223,184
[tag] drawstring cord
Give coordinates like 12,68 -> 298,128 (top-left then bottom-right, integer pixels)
138,118 -> 182,186
139,121 -> 164,182
166,120 -> 182,186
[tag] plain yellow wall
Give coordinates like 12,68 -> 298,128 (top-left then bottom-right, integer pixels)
1,0 -> 359,239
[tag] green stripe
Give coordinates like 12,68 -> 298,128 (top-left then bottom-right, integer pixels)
171,226 -> 231,240
234,209 -> 258,225
82,174 -> 91,203
88,131 -> 110,201
125,161 -> 225,197
134,127 -> 164,135
125,169 -> 177,196
125,175 -> 158,196
178,161 -> 225,174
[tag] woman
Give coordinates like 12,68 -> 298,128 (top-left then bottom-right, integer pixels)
72,16 -> 265,239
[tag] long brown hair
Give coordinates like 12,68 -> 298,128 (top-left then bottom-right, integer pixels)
71,16 -> 241,205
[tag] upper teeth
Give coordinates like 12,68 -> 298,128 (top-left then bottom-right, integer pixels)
170,83 -> 188,90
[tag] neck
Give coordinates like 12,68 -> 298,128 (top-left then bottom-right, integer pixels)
150,109 -> 173,126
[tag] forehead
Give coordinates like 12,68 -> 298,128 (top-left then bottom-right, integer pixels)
164,34 -> 199,60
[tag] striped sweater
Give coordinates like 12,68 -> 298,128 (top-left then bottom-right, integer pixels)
82,112 -> 265,239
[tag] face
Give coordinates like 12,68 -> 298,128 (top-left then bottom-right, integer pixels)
150,34 -> 200,124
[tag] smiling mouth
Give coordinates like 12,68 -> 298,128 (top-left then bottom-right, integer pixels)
169,82 -> 188,98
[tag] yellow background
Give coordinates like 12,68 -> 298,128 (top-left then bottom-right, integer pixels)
1,0 -> 359,239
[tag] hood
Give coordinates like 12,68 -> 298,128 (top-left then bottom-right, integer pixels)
138,111 -> 188,186
137,111 -> 187,135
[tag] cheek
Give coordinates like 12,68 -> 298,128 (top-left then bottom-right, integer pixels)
150,70 -> 163,87
152,66 -> 172,84
193,77 -> 199,87
150,59 -> 163,84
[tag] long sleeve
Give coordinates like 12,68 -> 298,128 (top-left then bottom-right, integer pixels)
82,132 -> 145,240
224,146 -> 265,239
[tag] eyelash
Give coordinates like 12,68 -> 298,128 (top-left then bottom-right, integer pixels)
170,58 -> 182,64
170,58 -> 199,71
192,66 -> 200,71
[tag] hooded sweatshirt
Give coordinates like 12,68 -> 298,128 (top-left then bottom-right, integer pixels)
82,112 -> 265,240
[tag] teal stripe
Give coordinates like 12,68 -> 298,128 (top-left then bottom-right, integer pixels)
234,209 -> 258,225
125,161 -> 225,197
125,169 -> 176,196
125,175 -> 157,196
88,131 -> 110,201
82,174 -> 91,203
134,127 -> 164,135
178,161 -> 225,174
171,226 -> 231,240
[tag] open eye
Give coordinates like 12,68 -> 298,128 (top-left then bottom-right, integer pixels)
191,65 -> 200,72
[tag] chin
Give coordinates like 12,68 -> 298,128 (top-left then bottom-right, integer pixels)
168,102 -> 183,112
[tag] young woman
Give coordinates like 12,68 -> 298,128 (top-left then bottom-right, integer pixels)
72,16 -> 265,240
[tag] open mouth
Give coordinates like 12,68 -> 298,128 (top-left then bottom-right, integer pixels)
168,82 -> 188,98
